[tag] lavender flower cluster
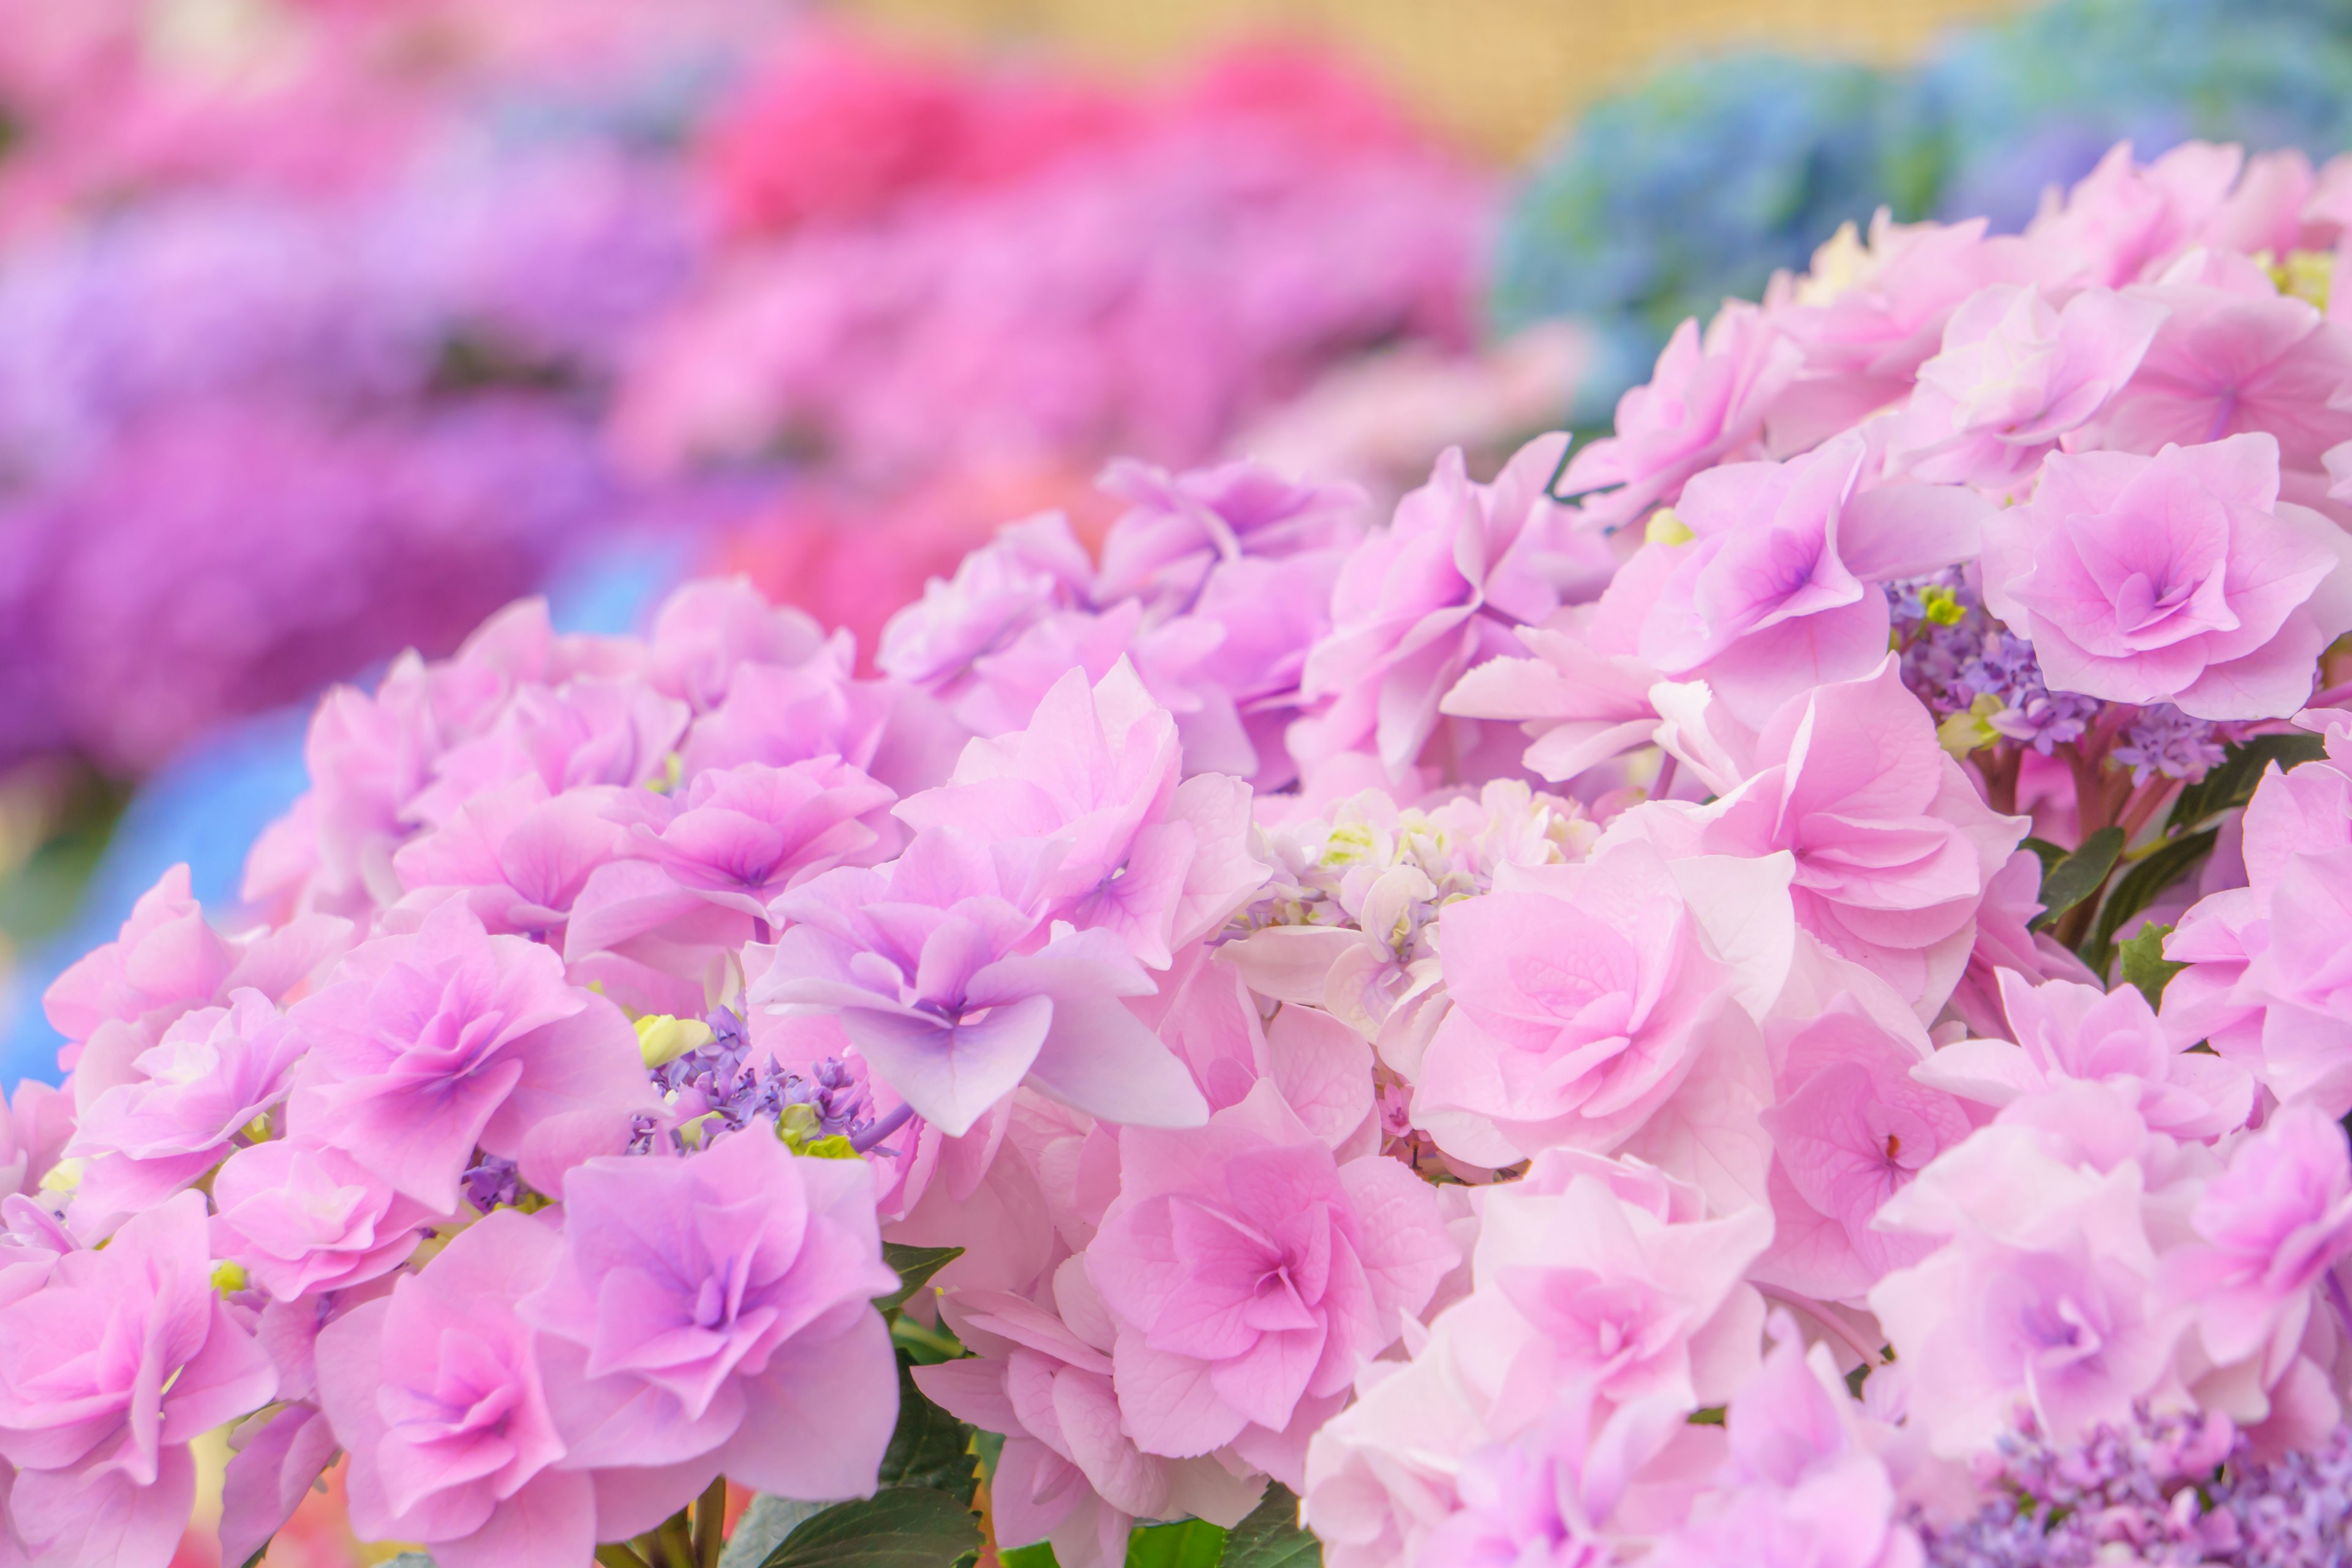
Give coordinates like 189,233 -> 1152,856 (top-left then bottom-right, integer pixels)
1920,1409 -> 2352,1567
1893,570 -> 2235,782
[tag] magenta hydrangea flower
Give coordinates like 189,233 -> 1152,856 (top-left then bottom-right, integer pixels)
1085,1080 -> 1457,1483
1981,434 -> 2352,719
0,1191 -> 277,1568
315,1208 -> 589,1568
521,1128 -> 902,1530
284,900 -> 655,1210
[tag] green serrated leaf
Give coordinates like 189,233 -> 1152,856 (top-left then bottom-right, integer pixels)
2032,827 -> 2124,929
878,1243 -> 965,1318
2084,828 -> 2218,977
1125,1519 -> 1227,1568
1220,1485 -> 1322,1568
2169,733 -> 2328,831
878,1352 -> 978,1497
2117,922 -> 2188,1009
758,1488 -> 978,1568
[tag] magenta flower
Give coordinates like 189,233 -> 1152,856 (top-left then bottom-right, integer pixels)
1293,437 -> 1582,782
1625,433 -> 1991,725
65,987 -> 303,1226
754,827 -> 1208,1136
918,1265 -> 1266,1568
521,1129 -> 902,1528
1093,456 -> 1365,609
2092,268 -> 2352,472
407,677 -> 690,829
0,1191 -> 277,1568
1754,1004 -> 1970,1304
1085,1080 -> 1457,1482
285,901 -> 655,1209
1555,302 -> 1798,535
315,1208 -> 590,1568
2162,1105 -> 2352,1367
644,577 -> 836,716
895,662 -> 1267,970
1889,282 -> 2165,491
1981,434 -> 2352,719
1413,840 -> 1768,1166
1623,657 -> 2024,1011
208,1137 -> 438,1300
564,756 -> 898,980
388,777 -> 631,938
1918,970 -> 2253,1142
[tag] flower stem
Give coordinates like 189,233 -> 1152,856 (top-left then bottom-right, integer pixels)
694,1475 -> 729,1568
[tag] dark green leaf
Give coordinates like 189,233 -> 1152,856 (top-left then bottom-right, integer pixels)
1686,1406 -> 1727,1426
1126,1520 -> 1227,1568
2085,829 -> 2218,976
2117,923 -> 2188,1009
759,1488 -> 978,1568
891,1314 -> 965,1365
2169,734 -> 2327,831
2018,836 -> 2070,877
877,1244 -> 965,1317
999,1545 -> 1059,1568
878,1352 -> 978,1497
1220,1485 -> 1322,1568
2031,827 -> 2124,929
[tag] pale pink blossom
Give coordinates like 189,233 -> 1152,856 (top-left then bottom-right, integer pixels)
1085,1080 -> 1456,1484
1981,435 -> 2352,719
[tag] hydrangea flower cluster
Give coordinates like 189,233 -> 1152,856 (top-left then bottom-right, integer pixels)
18,138 -> 2352,1568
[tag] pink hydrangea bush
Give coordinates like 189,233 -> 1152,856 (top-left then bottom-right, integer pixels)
17,137 -> 2352,1567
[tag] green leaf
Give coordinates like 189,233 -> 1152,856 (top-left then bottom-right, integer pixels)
878,1353 -> 978,1497
999,1545 -> 1059,1568
891,1314 -> 965,1365
2117,922 -> 2188,1009
1219,1485 -> 1322,1568
1126,1520 -> 1227,1568
2084,828 -> 2218,976
877,1244 -> 964,1318
2169,733 -> 2328,831
758,1488 -> 979,1568
2018,836 -> 2070,877
2031,827 -> 2124,929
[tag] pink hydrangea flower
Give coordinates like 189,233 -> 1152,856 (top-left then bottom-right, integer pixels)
2091,265 -> 2352,472
1645,1314 -> 1921,1568
1619,434 -> 1991,726
65,987 -> 305,1229
1754,1003 -> 1970,1305
285,900 -> 655,1210
896,661 -> 1267,970
208,1137 -> 439,1300
315,1208 -> 589,1568
1887,282 -> 2165,491
1917,970 -> 2253,1141
1980,434 -> 2352,720
754,826 -> 1208,1137
1613,656 -> 2024,1012
1412,840 -> 1777,1168
1292,437 -> 1583,782
1556,302 -> 1798,535
918,1259 -> 1267,1568
0,1191 -> 277,1568
387,777 -> 631,938
1085,1080 -> 1457,1484
521,1128 -> 902,1534
2160,1105 -> 2352,1368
